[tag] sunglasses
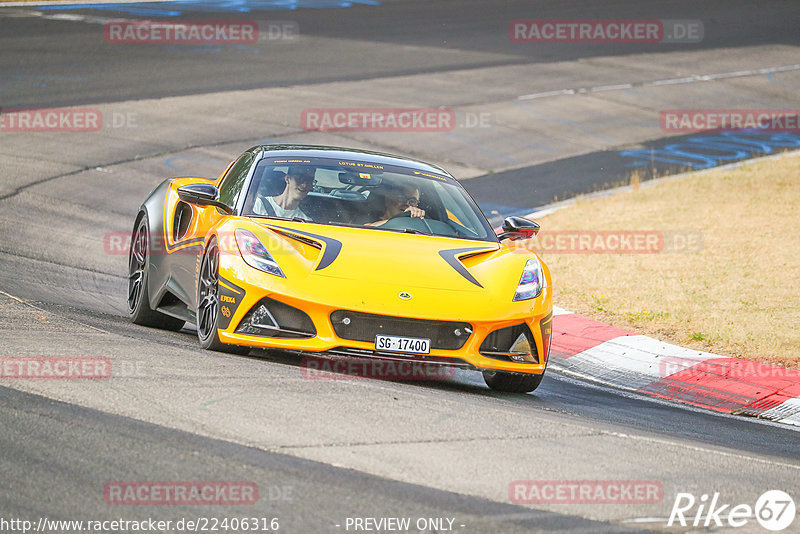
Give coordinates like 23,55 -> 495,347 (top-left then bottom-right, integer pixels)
392,194 -> 419,207
290,174 -> 317,186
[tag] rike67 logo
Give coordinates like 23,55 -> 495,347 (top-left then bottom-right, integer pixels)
668,490 -> 795,531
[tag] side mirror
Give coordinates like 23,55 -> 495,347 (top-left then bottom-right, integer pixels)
177,184 -> 233,215
498,216 -> 540,241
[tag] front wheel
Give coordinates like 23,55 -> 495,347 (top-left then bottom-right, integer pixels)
482,369 -> 544,393
196,238 -> 248,354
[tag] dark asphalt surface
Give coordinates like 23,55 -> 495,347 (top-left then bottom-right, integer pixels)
3,0 -> 798,214
0,0 -> 797,108
6,294 -> 800,462
1,1 -> 799,531
1,385 -> 639,534
0,295 -> 797,532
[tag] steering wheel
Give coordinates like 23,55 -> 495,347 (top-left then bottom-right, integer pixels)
387,210 -> 412,219
386,210 -> 434,234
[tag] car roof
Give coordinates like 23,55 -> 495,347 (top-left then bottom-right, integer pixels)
250,144 -> 454,178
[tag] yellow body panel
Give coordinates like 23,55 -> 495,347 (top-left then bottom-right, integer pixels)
206,217 -> 553,375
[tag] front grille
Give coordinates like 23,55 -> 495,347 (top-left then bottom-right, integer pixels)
330,310 -> 472,350
236,297 -> 316,338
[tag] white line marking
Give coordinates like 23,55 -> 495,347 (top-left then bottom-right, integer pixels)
623,514 -> 756,524
590,83 -> 633,92
517,64 -> 800,100
0,289 -> 114,335
604,430 -> 800,467
0,8 -> 132,25
645,76 -> 699,86
518,89 -> 575,100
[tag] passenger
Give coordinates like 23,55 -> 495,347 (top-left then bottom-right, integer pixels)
253,166 -> 315,220
365,182 -> 425,226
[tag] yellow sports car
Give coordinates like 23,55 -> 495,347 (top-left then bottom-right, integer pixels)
128,145 -> 552,392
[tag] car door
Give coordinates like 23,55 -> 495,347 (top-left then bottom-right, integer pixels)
165,151 -> 255,312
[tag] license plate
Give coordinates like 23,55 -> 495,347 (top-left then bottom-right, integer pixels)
375,335 -> 431,355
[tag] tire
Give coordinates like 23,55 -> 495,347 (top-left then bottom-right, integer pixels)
196,238 -> 249,354
127,213 -> 185,331
482,369 -> 544,393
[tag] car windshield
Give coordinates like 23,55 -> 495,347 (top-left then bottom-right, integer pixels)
240,156 -> 497,241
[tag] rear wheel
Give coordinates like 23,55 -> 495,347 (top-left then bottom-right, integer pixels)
127,213 -> 184,331
482,369 -> 544,393
197,238 -> 248,354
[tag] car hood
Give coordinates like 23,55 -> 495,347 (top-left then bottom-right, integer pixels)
260,220 -> 515,287
218,219 -> 549,319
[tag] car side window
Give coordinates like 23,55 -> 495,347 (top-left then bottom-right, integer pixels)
218,153 -> 254,209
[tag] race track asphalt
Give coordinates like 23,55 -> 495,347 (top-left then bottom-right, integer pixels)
1,1 -> 798,531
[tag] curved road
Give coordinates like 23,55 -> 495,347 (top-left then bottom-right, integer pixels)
1,1 -> 799,532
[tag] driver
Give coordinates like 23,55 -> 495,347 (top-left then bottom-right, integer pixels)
366,182 -> 425,227
253,165 -> 315,220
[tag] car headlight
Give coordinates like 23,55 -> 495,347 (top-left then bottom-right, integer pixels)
234,229 -> 285,277
513,258 -> 545,301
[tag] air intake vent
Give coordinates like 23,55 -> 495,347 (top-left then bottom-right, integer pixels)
480,323 -> 538,363
236,298 -> 316,338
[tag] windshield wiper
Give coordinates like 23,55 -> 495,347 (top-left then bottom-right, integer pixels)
249,214 -> 308,223
266,216 -> 307,223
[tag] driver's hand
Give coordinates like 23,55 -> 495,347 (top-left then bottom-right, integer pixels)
405,206 -> 425,218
